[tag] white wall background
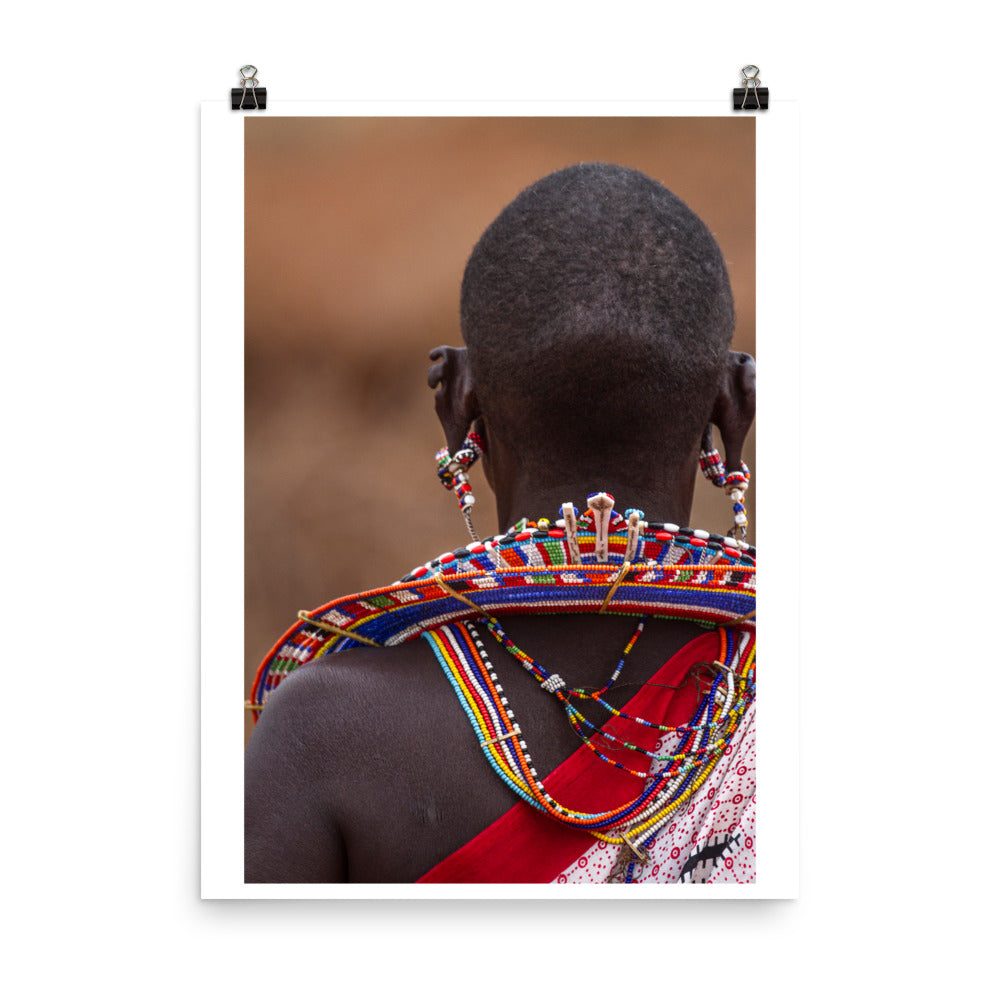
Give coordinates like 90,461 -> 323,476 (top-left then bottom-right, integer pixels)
3,2 -> 992,996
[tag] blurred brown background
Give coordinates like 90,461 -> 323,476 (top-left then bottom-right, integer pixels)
245,117 -> 755,742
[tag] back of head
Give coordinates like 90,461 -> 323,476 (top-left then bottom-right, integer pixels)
461,163 -> 734,478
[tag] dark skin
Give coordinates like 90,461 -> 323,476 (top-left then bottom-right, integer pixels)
244,347 -> 755,883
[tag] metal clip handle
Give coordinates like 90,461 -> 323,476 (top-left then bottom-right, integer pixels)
239,64 -> 260,110
740,65 -> 761,110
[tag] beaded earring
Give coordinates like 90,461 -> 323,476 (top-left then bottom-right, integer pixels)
699,445 -> 751,540
436,428 -> 485,541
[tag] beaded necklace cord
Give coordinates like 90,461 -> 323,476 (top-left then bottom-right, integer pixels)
476,614 -> 751,775
424,616 -> 755,864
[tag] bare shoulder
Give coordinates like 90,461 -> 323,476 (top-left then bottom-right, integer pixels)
252,638 -> 446,726
246,638 -> 461,776
244,637 -> 500,883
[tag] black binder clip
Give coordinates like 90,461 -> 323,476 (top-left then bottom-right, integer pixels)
231,65 -> 266,110
733,65 -> 768,111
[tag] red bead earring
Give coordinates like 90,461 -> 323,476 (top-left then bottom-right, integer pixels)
435,429 -> 486,541
699,442 -> 751,540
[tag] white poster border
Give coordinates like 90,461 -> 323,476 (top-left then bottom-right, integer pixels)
201,100 -> 800,900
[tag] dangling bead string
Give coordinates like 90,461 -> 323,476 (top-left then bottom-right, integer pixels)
476,617 -> 753,778
483,615 -> 753,733
435,430 -> 485,542
567,632 -> 755,778
431,623 -> 659,826
424,619 -> 755,838
558,662 -> 747,778
571,667 -> 744,754
433,621 -> 708,827
699,445 -> 752,539
479,615 -> 647,698
590,617 -> 646,694
724,463 -> 751,539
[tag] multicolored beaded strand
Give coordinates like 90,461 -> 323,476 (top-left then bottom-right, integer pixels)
478,615 -> 753,778
435,429 -> 485,541
698,447 -> 727,487
423,619 -> 755,857
699,445 -> 751,539
602,630 -> 756,879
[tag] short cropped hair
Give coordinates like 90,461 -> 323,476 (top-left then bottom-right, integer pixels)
460,163 -> 734,475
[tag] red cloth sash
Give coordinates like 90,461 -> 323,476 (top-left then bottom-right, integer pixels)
417,631 -> 719,883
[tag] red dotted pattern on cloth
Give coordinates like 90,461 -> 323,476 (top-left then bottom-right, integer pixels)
555,705 -> 757,884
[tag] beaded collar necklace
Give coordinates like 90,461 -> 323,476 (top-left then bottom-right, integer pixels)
425,618 -> 755,874
464,613 -> 753,777
248,493 -> 755,720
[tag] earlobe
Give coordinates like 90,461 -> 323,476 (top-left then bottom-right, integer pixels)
709,351 -> 756,471
700,352 -> 756,540
428,345 -> 482,455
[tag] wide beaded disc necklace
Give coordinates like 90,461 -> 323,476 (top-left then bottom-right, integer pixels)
249,493 -> 756,718
249,492 -> 756,882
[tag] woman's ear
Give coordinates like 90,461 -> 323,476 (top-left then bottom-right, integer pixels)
427,345 -> 481,455
709,351 -> 756,471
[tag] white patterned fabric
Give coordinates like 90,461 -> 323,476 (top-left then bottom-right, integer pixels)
554,705 -> 756,883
